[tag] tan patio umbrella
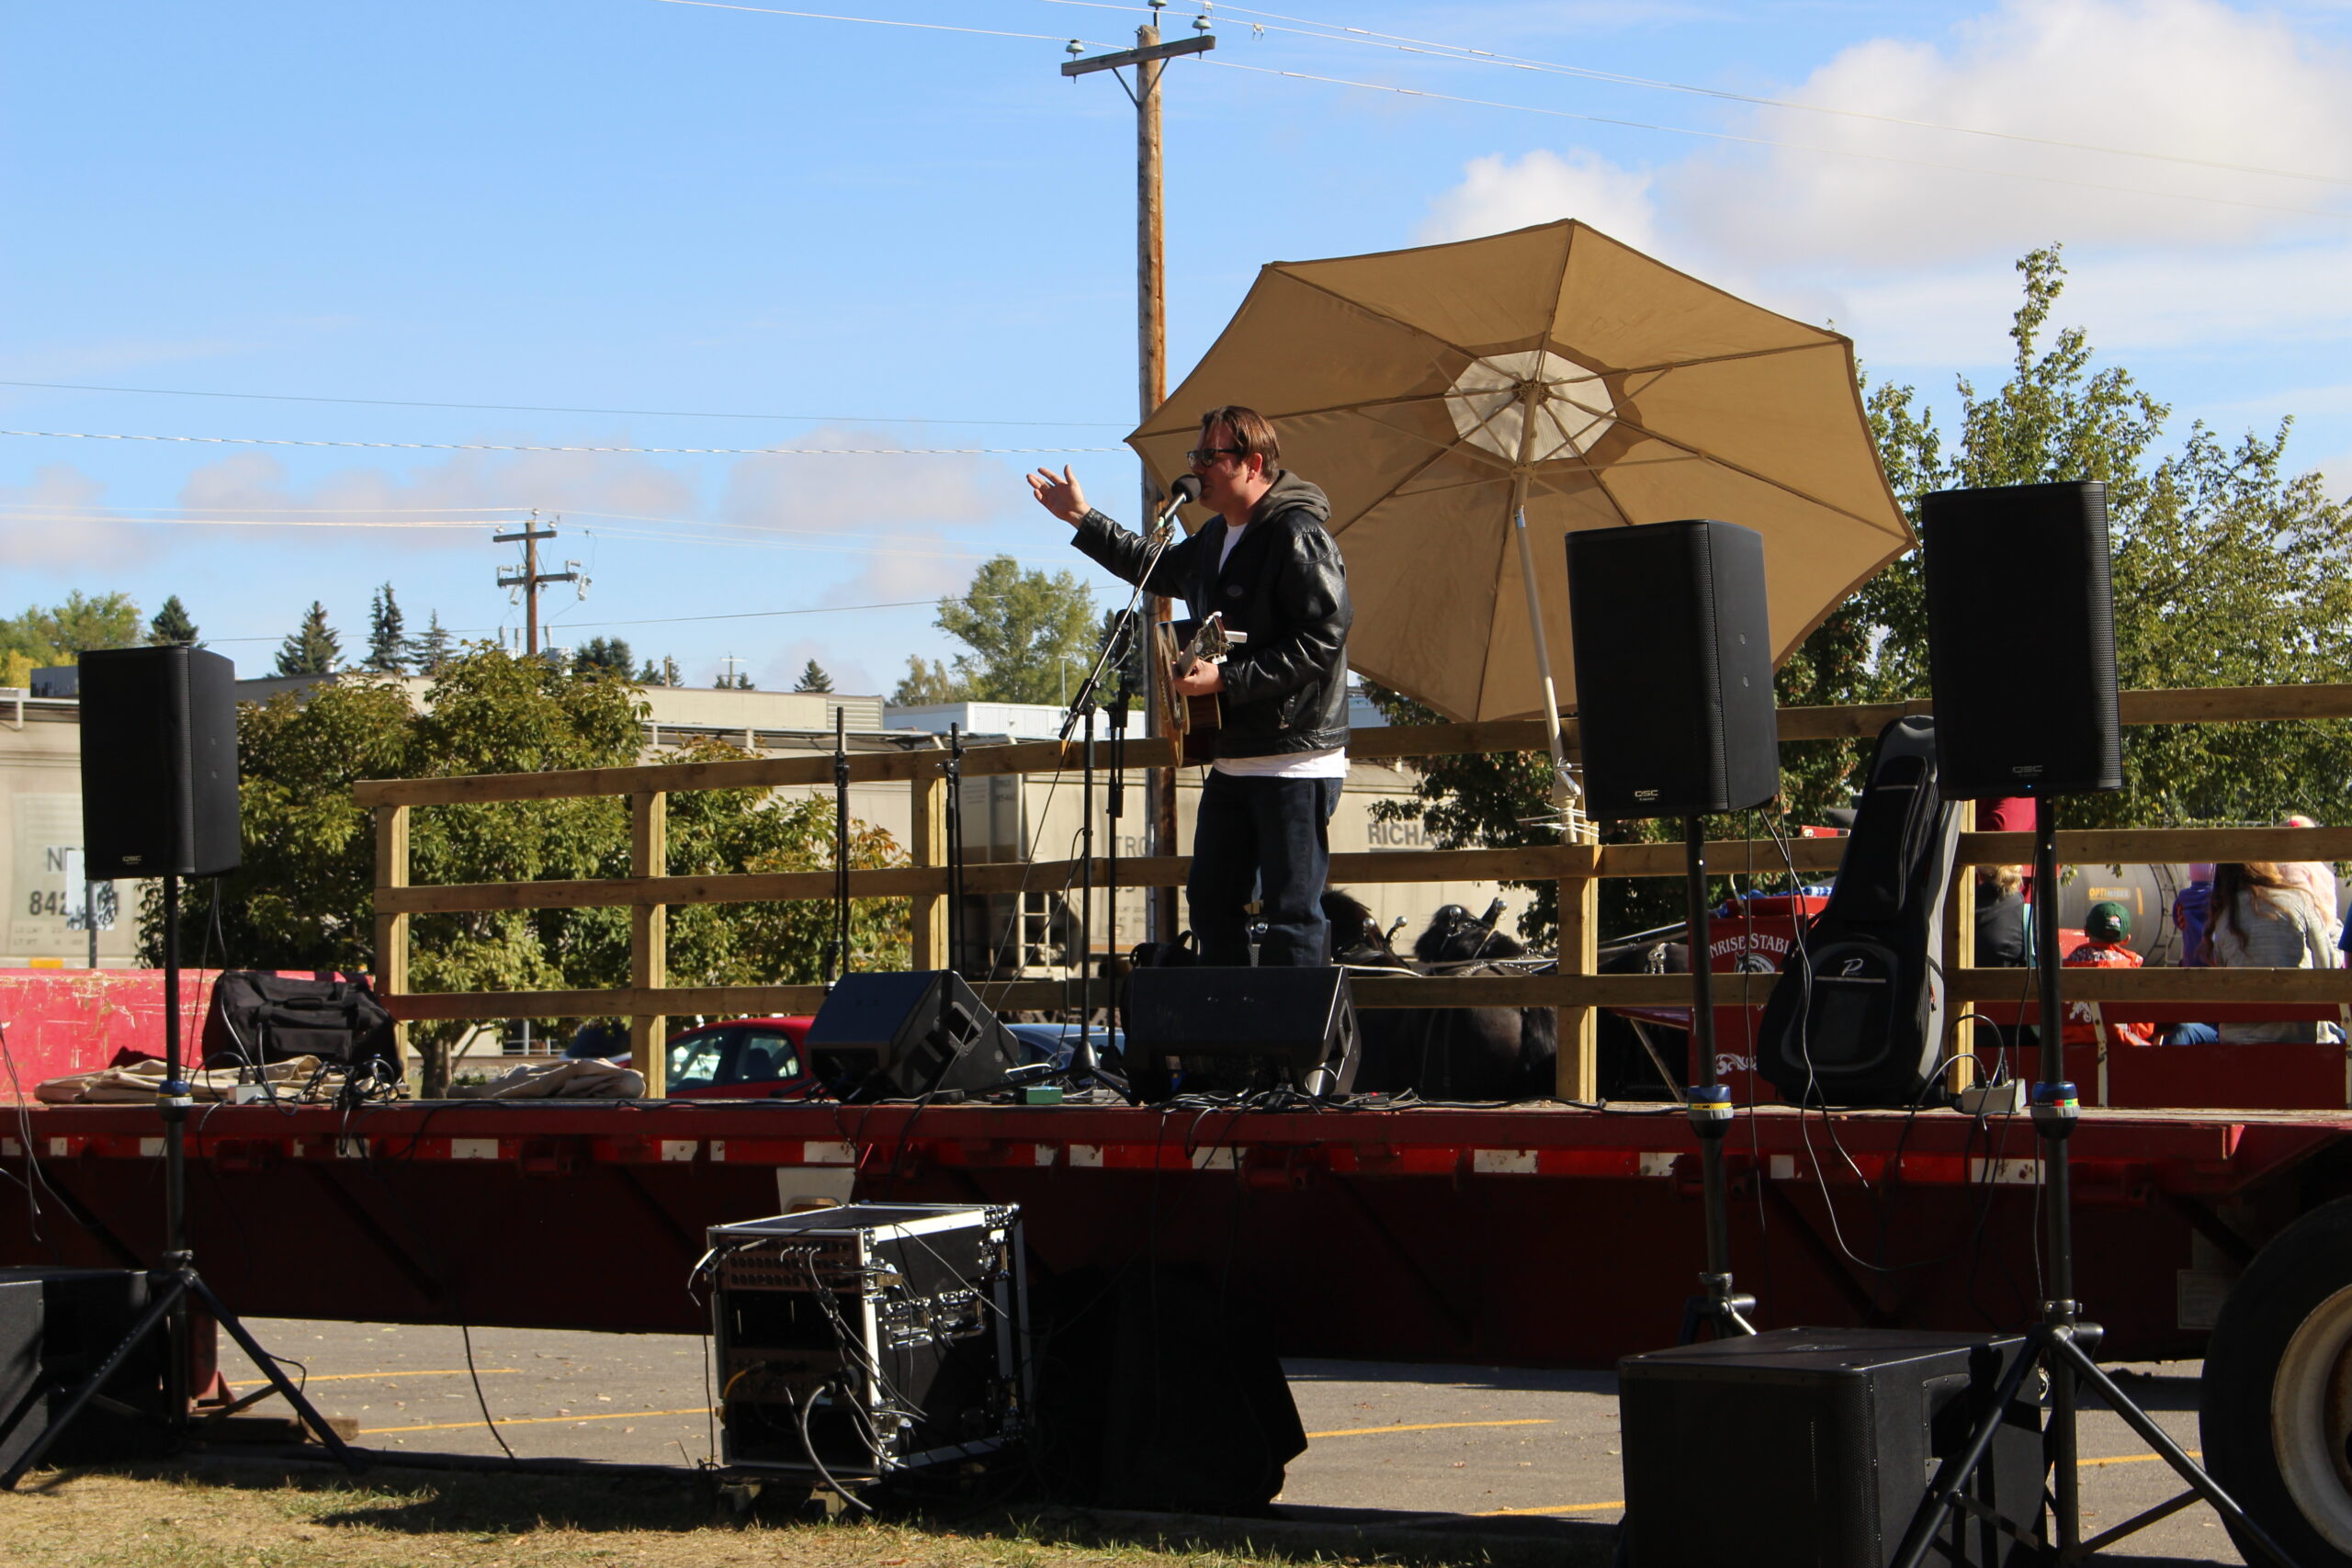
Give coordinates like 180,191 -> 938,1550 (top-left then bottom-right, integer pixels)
1129,220 -> 1912,804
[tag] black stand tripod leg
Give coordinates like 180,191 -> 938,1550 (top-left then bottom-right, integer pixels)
0,1272 -> 187,1490
187,1273 -> 364,1472
2050,1334 -> 2301,1568
1887,1328 -> 2048,1568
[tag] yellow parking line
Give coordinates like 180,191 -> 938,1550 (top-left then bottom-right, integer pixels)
1306,1418 -> 1553,1439
2081,1449 -> 2201,1468
360,1406 -> 715,1436
298,1369 -> 521,1382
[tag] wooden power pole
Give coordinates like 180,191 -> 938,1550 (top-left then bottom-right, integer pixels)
1064,13 -> 1213,942
493,513 -> 581,658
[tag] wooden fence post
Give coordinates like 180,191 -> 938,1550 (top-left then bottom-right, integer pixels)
1556,838 -> 1600,1101
631,791 -> 668,1097
910,773 -> 948,970
373,805 -> 410,1083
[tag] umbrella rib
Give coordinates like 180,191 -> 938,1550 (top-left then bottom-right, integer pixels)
1272,266 -> 1524,367
1566,406 -> 1910,538
1329,434 -> 1498,533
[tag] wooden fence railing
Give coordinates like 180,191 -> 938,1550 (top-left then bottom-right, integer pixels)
356,684 -> 2352,1098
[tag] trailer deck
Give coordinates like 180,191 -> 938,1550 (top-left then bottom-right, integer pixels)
6,1095 -> 2340,1368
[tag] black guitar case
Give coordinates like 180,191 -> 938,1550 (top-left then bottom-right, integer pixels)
1756,716 -> 1963,1107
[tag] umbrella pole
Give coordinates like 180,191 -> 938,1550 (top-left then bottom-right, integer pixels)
1509,478 -> 1573,820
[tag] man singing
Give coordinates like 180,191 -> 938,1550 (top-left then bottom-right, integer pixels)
1027,405 -> 1352,966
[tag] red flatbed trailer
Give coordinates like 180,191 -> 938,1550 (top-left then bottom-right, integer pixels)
2,1095 -> 2336,1367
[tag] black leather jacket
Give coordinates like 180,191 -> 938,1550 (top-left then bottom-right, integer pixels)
1073,470 -> 1352,759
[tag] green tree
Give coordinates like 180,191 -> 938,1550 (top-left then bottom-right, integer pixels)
276,602 -> 341,675
634,654 -> 682,687
891,655 -> 967,705
364,583 -> 409,673
793,659 -> 835,694
141,646 -> 910,1094
411,612 -> 454,675
146,595 -> 199,647
1372,244 -> 2352,944
0,591 -> 144,687
926,555 -> 1098,705
572,635 -> 633,677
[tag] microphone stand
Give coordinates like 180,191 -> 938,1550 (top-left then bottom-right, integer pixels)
1106,654 -> 1132,1069
1057,485 -> 1193,749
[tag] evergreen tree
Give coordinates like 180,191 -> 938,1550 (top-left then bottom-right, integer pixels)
276,602 -> 341,675
145,595 -> 199,647
364,583 -> 409,673
572,636 -> 633,677
793,659 -> 835,694
411,612 -> 453,675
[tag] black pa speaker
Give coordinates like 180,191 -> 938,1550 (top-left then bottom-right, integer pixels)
1566,520 -> 1779,818
1618,1327 -> 2041,1567
0,1269 -> 171,1474
805,971 -> 1023,1100
78,645 -> 242,878
1124,966 -> 1358,1100
1922,481 -> 2122,799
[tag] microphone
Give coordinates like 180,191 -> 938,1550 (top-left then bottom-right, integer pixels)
1157,473 -> 1202,523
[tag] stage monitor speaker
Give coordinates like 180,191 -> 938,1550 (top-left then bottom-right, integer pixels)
1922,480 -> 2122,799
0,1269 -> 171,1474
1618,1327 -> 2041,1567
1566,520 -> 1779,819
78,645 -> 242,878
804,970 -> 1023,1100
1124,966 -> 1357,1100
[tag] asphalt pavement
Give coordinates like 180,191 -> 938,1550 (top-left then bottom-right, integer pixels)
214,1319 -> 2247,1565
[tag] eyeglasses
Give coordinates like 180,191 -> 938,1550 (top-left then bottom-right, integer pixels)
1186,446 -> 1246,468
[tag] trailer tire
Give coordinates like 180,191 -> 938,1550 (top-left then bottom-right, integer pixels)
2202,1194 -> 2352,1566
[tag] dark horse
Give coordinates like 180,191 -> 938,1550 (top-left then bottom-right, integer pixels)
1326,890 -> 1557,1100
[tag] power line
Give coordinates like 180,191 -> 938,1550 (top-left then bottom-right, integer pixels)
1040,0 -> 2352,188
653,0 -> 1099,44
0,378 -> 1125,429
1209,61 -> 2352,222
200,593 -> 976,644
0,429 -> 1120,456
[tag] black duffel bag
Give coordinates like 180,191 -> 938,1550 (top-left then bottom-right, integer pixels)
201,971 -> 396,1069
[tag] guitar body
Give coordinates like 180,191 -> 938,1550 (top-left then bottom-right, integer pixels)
1155,617 -> 1229,766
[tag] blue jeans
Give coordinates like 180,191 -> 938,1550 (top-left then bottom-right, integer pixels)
2165,1022 -> 2219,1045
1188,771 -> 1341,965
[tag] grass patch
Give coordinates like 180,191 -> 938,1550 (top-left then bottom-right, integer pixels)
0,1463 -> 1406,1568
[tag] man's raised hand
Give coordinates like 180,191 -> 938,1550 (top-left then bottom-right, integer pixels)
1026,465 -> 1088,525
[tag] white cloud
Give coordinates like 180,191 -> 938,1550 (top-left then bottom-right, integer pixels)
718,424 -> 1007,531
1418,149 -> 1660,250
1673,0 -> 2352,266
0,464 -> 151,570
176,441 -> 702,540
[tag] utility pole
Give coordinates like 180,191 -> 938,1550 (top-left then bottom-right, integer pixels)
1064,4 -> 1213,942
492,512 -> 581,658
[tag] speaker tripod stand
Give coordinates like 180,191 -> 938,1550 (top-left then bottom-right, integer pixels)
0,873 -> 359,1490
1888,801 -> 2293,1568
1677,815 -> 1757,1343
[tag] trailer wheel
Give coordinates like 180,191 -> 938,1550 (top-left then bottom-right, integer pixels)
2202,1195 -> 2352,1566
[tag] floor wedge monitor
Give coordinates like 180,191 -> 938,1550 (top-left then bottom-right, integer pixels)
1124,966 -> 1358,1100
1619,1327 -> 2041,1567
78,645 -> 242,878
804,970 -> 1023,1100
1922,480 -> 2122,799
1566,520 -> 1779,818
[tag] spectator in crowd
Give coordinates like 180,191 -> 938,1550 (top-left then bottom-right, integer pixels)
1975,864 -> 2029,967
2062,901 -> 2154,1049
2278,815 -> 2341,943
2165,863 -> 2220,1043
2203,860 -> 2343,1043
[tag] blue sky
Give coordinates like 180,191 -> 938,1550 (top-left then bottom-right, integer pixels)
6,0 -> 2349,695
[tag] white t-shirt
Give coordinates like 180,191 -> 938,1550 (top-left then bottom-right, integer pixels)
1207,519 -> 1349,779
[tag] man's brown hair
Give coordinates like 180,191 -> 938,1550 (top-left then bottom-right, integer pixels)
1199,405 -> 1280,468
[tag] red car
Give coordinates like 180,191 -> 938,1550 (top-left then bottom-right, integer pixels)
571,1015 -> 820,1100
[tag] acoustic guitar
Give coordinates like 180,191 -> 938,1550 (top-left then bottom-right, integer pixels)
1153,614 -> 1231,766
